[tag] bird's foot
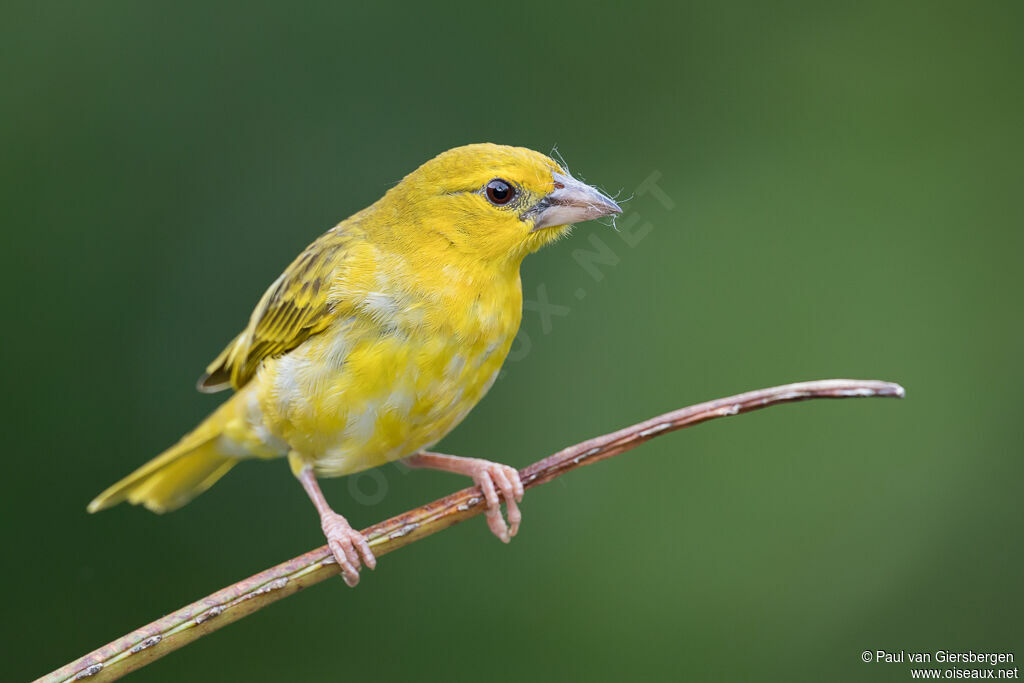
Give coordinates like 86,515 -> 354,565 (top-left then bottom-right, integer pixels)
321,511 -> 376,587
466,460 -> 524,543
405,452 -> 525,543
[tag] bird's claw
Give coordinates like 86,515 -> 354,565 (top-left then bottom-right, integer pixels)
321,512 -> 376,587
471,462 -> 525,543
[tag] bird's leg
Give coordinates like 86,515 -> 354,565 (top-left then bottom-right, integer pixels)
404,451 -> 524,543
295,464 -> 376,587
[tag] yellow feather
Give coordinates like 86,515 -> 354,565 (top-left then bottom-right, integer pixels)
88,393 -> 246,513
91,143 -> 601,512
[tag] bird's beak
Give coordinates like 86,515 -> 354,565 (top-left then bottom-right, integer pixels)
529,172 -> 623,231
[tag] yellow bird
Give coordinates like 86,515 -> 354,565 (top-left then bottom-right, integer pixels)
89,143 -> 622,586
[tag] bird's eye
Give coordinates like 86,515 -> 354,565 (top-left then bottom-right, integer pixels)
485,179 -> 516,206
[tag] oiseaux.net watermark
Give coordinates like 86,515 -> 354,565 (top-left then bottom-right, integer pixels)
344,168 -> 675,506
862,649 -> 1018,679
504,169 -> 673,368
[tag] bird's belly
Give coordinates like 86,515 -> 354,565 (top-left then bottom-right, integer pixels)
255,321 -> 513,476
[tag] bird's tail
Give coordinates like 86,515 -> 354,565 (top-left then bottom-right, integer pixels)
88,395 -> 245,514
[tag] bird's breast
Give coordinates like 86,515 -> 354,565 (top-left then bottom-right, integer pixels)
254,273 -> 522,476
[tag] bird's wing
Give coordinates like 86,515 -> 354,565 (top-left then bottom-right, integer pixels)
197,226 -> 359,393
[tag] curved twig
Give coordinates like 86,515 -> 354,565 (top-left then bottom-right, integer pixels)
38,379 -> 904,682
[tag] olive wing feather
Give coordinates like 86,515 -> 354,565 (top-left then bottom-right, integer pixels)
197,228 -> 357,392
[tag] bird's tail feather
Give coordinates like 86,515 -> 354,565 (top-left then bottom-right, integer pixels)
88,399 -> 242,514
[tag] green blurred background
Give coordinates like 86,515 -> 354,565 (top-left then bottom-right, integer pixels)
4,1 -> 1022,681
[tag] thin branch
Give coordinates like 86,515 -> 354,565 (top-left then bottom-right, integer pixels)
39,379 -> 905,683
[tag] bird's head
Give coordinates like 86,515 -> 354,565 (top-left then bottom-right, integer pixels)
380,143 -> 622,266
